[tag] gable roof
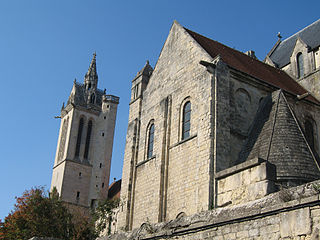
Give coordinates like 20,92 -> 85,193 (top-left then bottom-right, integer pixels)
238,90 -> 320,183
269,19 -> 320,68
184,28 -> 319,104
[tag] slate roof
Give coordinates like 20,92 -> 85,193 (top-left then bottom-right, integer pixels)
67,82 -> 104,108
184,28 -> 319,104
269,19 -> 320,68
238,90 -> 320,183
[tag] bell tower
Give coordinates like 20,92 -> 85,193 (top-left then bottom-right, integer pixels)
50,53 -> 119,209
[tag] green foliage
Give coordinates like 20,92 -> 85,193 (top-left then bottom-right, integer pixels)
0,186 -> 73,240
92,198 -> 119,235
312,183 -> 320,193
0,186 -> 99,240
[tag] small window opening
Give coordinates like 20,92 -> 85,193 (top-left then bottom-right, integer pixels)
91,199 -> 97,208
102,132 -> 104,137
79,172 -> 82,177
104,116 -> 106,119
102,183 -> 104,188
99,163 -> 102,168
297,52 -> 304,78
88,83 -> 91,90
107,105 -> 110,108
96,185 -> 98,188
76,191 -> 80,199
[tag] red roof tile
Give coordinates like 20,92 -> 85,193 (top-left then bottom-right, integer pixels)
108,179 -> 121,200
185,28 -> 319,104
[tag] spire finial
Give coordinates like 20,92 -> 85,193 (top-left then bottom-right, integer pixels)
277,32 -> 282,40
84,52 -> 98,89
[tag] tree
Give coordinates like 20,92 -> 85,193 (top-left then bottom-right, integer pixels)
92,198 -> 119,236
0,187 -> 74,240
0,186 -> 119,240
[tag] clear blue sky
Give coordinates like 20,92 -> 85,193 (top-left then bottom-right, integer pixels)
0,0 -> 319,220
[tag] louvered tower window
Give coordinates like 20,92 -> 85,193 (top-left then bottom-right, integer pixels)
90,93 -> 95,104
75,118 -> 84,157
84,120 -> 92,159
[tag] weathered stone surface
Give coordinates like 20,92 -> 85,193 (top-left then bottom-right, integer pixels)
117,19 -> 320,234
103,180 -> 320,240
280,208 -> 311,238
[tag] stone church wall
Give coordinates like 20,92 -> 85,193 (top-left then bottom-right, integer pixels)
216,158 -> 276,207
104,180 -> 320,240
118,21 -> 214,229
229,70 -> 271,165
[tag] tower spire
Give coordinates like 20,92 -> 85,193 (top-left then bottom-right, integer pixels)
84,52 -> 98,91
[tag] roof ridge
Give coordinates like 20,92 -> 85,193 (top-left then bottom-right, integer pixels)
280,18 -> 320,45
185,27 -> 293,77
184,26 -> 319,104
266,90 -> 281,161
184,27 -> 264,64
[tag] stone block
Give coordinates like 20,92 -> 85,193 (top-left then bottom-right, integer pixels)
280,207 -> 311,238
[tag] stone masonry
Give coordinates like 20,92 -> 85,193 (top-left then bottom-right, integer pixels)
117,20 -> 320,232
51,54 -> 119,209
102,179 -> 320,240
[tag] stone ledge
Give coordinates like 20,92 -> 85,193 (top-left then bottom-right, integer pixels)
215,157 -> 265,179
136,156 -> 156,168
169,134 -> 197,149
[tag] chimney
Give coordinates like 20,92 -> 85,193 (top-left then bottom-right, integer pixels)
245,50 -> 257,59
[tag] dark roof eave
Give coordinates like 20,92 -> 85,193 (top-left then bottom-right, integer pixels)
227,65 -> 320,106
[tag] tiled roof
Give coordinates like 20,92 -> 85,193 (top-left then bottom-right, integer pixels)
269,19 -> 320,68
184,28 -> 319,104
238,90 -> 320,183
108,179 -> 121,200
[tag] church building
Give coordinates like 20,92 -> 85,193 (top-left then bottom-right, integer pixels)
117,20 -> 320,231
50,54 -> 119,209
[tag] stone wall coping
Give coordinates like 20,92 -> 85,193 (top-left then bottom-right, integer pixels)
215,157 -> 266,179
107,180 -> 320,240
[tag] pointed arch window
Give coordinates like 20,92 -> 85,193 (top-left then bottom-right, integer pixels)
297,52 -> 304,78
305,119 -> 315,150
182,101 -> 191,140
90,94 -> 95,104
58,118 -> 69,162
147,123 -> 155,159
84,120 -> 93,159
75,118 -> 84,158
